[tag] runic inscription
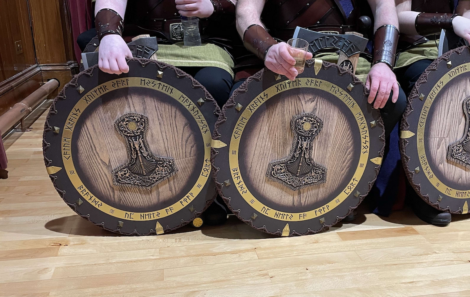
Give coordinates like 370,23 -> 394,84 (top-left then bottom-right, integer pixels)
112,113 -> 177,187
267,113 -> 327,190
447,98 -> 470,170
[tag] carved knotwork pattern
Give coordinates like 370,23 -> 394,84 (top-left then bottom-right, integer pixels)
447,98 -> 470,169
267,113 -> 327,190
112,113 -> 177,188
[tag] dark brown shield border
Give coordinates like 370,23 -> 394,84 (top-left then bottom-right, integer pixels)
43,59 -> 220,235
213,61 -> 385,236
400,46 -> 470,214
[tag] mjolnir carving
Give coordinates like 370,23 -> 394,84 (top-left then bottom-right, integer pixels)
447,98 -> 470,170
267,113 -> 327,190
112,113 -> 177,188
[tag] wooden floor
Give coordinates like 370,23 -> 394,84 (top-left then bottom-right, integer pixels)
2,112 -> 470,297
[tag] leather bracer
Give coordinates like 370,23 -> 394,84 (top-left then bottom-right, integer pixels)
95,9 -> 124,41
243,24 -> 278,60
415,13 -> 457,36
373,25 -> 399,69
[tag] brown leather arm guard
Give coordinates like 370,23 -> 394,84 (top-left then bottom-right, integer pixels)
373,25 -> 399,69
95,9 -> 124,41
210,0 -> 235,19
415,13 -> 457,36
243,24 -> 277,61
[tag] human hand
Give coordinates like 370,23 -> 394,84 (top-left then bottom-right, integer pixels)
98,35 -> 132,75
365,63 -> 399,109
452,16 -> 470,44
175,0 -> 214,18
265,42 -> 313,81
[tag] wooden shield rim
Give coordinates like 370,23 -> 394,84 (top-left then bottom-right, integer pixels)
43,58 -> 220,235
400,46 -> 470,214
212,60 -> 386,236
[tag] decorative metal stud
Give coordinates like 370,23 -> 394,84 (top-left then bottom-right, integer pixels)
347,83 -> 354,92
282,223 -> 290,237
46,166 -> 62,175
314,59 -> 322,75
189,205 -> 195,213
419,93 -> 425,101
77,85 -> 85,94
224,179 -> 231,187
77,198 -> 83,206
437,195 -> 443,202
211,140 -> 227,149
275,74 -> 282,80
197,98 -> 205,106
251,213 -> 258,220
319,217 -> 325,224
415,167 -> 420,174
53,127 -> 60,134
447,61 -> 452,69
370,121 -> 376,128
354,191 -> 360,198
118,221 -> 124,228
156,221 -> 164,235
192,218 -> 203,228
370,157 -> 383,166
235,103 -> 243,112
400,131 -> 415,139
156,70 -> 164,79
463,201 -> 469,214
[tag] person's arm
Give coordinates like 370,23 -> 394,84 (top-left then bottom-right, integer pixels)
454,0 -> 470,43
366,0 -> 400,109
175,0 -> 236,19
95,0 -> 132,75
236,0 -> 312,81
396,0 -> 470,43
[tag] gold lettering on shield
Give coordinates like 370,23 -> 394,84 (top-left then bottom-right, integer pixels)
267,113 -> 327,190
112,113 -> 177,188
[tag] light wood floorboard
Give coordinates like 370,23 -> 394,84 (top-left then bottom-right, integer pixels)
1,112 -> 470,296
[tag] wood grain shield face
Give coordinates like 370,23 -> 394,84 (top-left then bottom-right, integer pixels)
213,61 -> 385,236
401,47 -> 470,214
43,60 -> 219,235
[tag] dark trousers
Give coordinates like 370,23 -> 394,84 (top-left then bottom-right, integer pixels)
180,67 -> 233,107
372,59 -> 433,215
395,59 -> 433,95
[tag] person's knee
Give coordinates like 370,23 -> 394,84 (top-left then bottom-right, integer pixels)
194,67 -> 233,106
229,79 -> 246,98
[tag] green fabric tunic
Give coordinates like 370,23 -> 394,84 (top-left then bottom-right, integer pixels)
314,52 -> 371,83
157,43 -> 234,77
395,40 -> 439,69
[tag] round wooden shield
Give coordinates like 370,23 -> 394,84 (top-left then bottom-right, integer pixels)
400,46 -> 470,214
213,60 -> 385,236
43,59 -> 219,235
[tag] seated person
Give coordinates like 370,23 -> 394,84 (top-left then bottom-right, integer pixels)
92,0 -> 242,225
393,0 -> 470,226
92,0 -> 240,107
234,0 -> 407,221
